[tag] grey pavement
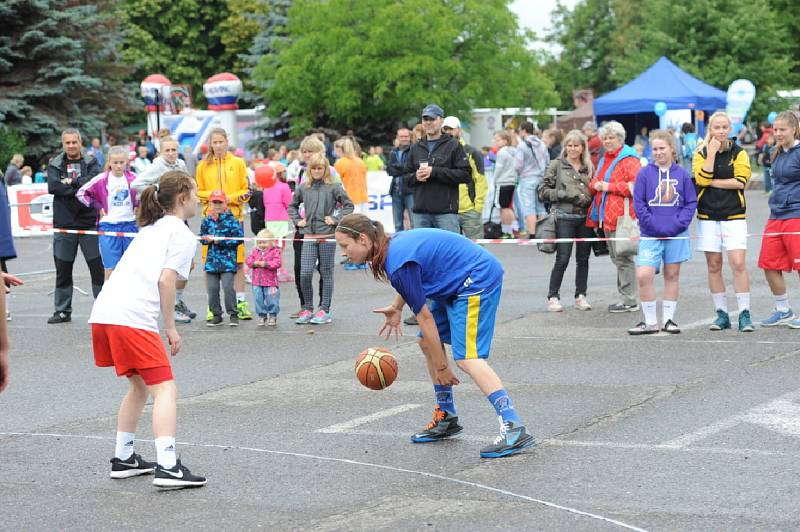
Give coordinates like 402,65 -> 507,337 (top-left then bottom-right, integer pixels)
2,190 -> 800,531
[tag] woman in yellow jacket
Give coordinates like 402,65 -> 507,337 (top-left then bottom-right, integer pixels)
333,137 -> 369,214
195,127 -> 253,319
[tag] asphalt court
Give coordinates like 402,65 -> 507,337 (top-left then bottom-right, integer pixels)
2,191 -> 800,531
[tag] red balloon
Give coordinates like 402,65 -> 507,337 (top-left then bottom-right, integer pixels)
255,165 -> 276,188
199,143 -> 209,154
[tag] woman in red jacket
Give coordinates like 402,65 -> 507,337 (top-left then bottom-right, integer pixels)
586,121 -> 642,313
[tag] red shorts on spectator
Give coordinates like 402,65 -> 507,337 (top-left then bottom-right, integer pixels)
92,323 -> 173,385
758,218 -> 800,272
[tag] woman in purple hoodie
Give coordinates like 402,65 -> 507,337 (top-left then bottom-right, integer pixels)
77,146 -> 139,279
628,131 -> 697,335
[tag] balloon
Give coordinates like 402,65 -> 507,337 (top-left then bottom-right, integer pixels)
199,143 -> 208,154
234,147 -> 245,157
255,165 -> 276,189
654,101 -> 668,117
768,112 -> 778,125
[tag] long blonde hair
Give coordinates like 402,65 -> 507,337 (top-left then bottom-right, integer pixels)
304,153 -> 334,187
334,137 -> 358,159
559,129 -> 593,174
699,111 -> 732,153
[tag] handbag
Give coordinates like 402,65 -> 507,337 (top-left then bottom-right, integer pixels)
592,228 -> 610,256
534,211 -> 557,253
483,187 -> 503,239
613,198 -> 640,257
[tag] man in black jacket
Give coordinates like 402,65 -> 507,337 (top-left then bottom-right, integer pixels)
46,129 -> 104,324
403,104 -> 471,234
387,128 -> 412,232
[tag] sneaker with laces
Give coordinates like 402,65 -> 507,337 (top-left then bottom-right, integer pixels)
267,316 -> 277,327
229,315 -> 239,327
479,418 -> 535,458
608,302 -> 639,313
236,300 -> 254,320
174,310 -> 191,324
110,453 -> 156,479
309,310 -> 332,324
411,407 -> 463,443
627,321 -> 659,335
175,300 -> 197,319
709,309 -> 731,330
257,317 -> 267,326
789,318 -> 800,329
662,319 -> 681,334
206,315 -> 223,327
152,460 -> 207,489
574,295 -> 592,311
47,311 -> 71,324
547,297 -> 563,312
761,309 -> 794,327
738,309 -> 754,332
295,310 -> 313,324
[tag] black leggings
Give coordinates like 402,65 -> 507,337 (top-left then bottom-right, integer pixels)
547,217 -> 593,299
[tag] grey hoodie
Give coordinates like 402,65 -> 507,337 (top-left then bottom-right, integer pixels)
130,156 -> 188,192
288,179 -> 354,235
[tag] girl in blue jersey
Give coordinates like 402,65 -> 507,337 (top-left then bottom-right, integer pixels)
335,213 -> 534,458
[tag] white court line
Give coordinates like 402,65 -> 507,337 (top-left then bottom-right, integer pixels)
0,431 -> 648,532
317,404 -> 422,433
662,388 -> 800,448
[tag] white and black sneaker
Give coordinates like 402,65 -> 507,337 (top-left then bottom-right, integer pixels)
153,460 -> 207,489
110,453 -> 156,479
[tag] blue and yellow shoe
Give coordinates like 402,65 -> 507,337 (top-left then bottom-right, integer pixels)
206,307 -> 213,321
479,418 -> 535,458
237,300 -> 254,320
411,407 -> 463,443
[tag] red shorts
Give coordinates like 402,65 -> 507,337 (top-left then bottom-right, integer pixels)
92,323 -> 173,385
758,218 -> 800,272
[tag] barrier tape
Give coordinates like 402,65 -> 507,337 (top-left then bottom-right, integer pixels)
33,227 -> 800,245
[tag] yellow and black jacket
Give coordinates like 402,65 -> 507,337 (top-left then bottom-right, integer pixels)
692,142 -> 751,220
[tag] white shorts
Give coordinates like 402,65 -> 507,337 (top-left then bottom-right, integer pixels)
695,219 -> 748,252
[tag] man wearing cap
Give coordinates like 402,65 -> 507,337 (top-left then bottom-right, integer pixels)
442,116 -> 488,240
402,104 -> 471,234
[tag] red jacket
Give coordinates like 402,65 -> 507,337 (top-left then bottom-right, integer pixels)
586,146 -> 640,231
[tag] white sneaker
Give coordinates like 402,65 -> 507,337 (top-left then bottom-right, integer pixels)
547,297 -> 564,312
574,295 -> 592,311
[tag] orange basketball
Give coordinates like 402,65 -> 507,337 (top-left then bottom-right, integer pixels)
355,348 -> 398,390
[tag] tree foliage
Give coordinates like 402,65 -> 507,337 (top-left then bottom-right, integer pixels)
0,0 -> 136,160
548,0 -> 798,120
0,127 -> 26,171
256,0 -> 558,140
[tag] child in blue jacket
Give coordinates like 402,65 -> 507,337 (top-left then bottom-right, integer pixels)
201,189 -> 244,326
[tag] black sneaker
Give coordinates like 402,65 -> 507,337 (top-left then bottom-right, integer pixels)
175,299 -> 197,319
662,319 -> 681,334
110,452 -> 156,479
47,311 -> 71,324
410,407 -> 463,443
152,460 -> 207,489
229,315 -> 239,327
608,302 -> 639,313
206,315 -> 223,327
403,314 -> 418,326
480,418 -> 535,458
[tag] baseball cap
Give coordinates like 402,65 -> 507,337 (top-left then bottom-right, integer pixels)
442,116 -> 461,129
421,104 -> 444,119
209,189 -> 226,203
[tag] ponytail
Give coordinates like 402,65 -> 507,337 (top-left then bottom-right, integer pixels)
136,170 -> 195,227
335,213 -> 390,282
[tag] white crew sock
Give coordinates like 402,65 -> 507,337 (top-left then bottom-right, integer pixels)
501,224 -> 513,235
236,292 -> 246,303
712,292 -> 727,313
175,289 -> 184,302
774,293 -> 790,312
155,436 -> 177,468
662,300 -> 677,323
115,431 -> 135,460
511,220 -> 519,231
735,292 -> 750,312
642,300 -> 658,326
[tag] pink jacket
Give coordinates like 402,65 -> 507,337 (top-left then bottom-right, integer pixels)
263,181 -> 292,222
245,246 -> 282,287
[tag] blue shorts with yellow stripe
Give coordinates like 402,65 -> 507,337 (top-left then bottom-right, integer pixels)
423,283 -> 501,360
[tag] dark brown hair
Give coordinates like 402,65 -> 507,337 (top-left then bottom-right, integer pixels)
137,170 -> 195,227
335,213 -> 390,281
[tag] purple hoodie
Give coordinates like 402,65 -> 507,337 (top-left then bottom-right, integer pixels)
633,162 -> 697,237
76,170 -> 139,218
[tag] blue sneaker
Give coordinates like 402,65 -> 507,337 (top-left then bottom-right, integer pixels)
309,310 -> 332,324
761,309 -> 794,327
708,309 -> 731,331
738,309 -> 754,332
789,318 -> 800,329
295,310 -> 313,324
479,418 -> 535,458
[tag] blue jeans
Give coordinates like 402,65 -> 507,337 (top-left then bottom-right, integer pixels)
253,285 -> 280,317
411,212 -> 460,234
391,189 -> 415,232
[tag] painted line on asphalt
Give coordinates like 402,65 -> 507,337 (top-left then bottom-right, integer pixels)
317,404 -> 422,433
662,388 -> 800,448
0,431 -> 649,532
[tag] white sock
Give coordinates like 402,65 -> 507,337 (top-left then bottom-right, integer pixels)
735,292 -> 750,312
236,292 -> 246,303
115,431 -> 135,460
175,289 -> 184,302
662,300 -> 677,323
774,293 -> 790,312
511,221 -> 519,231
501,224 -> 513,234
712,292 -> 727,313
155,436 -> 177,468
642,300 -> 658,325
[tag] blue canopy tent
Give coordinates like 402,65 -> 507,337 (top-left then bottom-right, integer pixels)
593,57 -> 727,144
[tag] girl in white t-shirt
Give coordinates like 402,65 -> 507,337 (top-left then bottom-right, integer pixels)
88,170 -> 206,489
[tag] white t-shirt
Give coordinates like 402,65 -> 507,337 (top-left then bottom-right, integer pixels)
132,157 -> 152,175
103,174 -> 135,223
89,215 -> 197,332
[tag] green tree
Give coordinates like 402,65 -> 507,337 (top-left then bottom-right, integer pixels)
0,127 -> 26,171
0,0 -> 135,161
120,0 -> 260,106
256,0 -> 557,141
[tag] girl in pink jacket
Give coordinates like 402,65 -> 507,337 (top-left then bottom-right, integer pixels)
245,229 -> 282,326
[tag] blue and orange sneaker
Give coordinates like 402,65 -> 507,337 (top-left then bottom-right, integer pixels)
411,407 -> 463,443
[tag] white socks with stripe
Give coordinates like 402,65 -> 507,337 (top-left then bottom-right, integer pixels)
115,432 -> 135,460
155,436 -> 177,469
